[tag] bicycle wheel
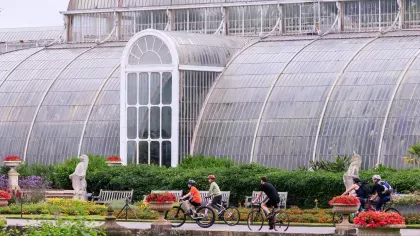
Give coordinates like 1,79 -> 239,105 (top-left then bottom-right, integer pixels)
164,206 -> 186,228
223,206 -> 240,226
195,206 -> 215,228
385,208 -> 401,215
273,211 -> 290,232
247,210 -> 264,231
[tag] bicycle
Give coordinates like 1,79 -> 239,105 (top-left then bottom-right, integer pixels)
164,199 -> 215,228
332,198 -> 401,226
246,201 -> 290,231
204,196 -> 240,226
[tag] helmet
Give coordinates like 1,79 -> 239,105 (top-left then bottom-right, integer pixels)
372,175 -> 381,180
187,180 -> 197,186
208,175 -> 215,179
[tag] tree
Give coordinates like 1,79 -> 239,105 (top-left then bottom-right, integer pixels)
404,143 -> 420,166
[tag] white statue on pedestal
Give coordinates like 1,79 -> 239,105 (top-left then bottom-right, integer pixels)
69,154 -> 89,200
343,152 -> 362,195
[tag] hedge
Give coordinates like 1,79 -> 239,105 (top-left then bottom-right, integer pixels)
3,155 -> 420,208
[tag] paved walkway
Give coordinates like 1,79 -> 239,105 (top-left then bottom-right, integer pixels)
6,219 -> 420,235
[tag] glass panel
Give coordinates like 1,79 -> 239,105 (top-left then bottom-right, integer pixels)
162,141 -> 171,167
150,107 -> 160,139
138,107 -> 149,139
127,107 -> 137,139
127,141 -> 136,164
162,72 -> 172,105
162,106 -> 172,139
139,73 -> 149,105
127,73 -> 137,105
150,72 -> 161,105
150,141 -> 160,166
139,141 -> 148,164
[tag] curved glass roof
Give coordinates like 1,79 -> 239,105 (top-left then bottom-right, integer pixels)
125,30 -> 250,66
67,0 -> 277,10
0,26 -> 63,42
193,32 -> 420,169
0,30 -> 247,164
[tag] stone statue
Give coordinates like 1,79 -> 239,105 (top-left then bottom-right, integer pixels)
69,154 -> 89,200
343,152 -> 362,194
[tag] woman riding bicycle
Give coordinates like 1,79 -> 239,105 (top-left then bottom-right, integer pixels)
341,177 -> 369,212
181,180 -> 202,215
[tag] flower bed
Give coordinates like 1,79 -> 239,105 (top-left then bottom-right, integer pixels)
145,192 -> 176,203
0,190 -> 11,200
4,156 -> 21,162
354,211 -> 405,228
328,195 -> 360,205
106,156 -> 121,162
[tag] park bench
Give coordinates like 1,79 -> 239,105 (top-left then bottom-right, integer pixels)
92,189 -> 134,204
199,190 -> 231,207
244,191 -> 288,209
143,190 -> 183,202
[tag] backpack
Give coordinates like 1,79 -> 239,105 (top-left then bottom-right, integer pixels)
358,182 -> 372,198
379,181 -> 393,196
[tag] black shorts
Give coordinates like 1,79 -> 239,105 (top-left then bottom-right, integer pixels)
189,199 -> 201,207
264,199 -> 279,208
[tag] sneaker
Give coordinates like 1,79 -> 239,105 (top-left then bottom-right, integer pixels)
269,223 -> 274,230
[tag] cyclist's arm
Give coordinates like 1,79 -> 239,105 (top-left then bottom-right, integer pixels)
182,192 -> 192,200
342,184 -> 356,196
370,184 -> 379,200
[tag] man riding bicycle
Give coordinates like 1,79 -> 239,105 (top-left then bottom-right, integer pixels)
206,175 -> 222,212
181,180 -> 202,215
370,175 -> 392,211
252,176 -> 280,230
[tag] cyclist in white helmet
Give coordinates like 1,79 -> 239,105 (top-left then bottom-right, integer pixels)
370,175 -> 392,211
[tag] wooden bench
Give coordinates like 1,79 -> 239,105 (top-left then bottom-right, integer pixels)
244,191 -> 288,209
199,190 -> 231,207
143,190 -> 183,202
92,189 -> 134,204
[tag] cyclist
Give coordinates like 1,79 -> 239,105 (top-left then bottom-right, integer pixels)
370,175 -> 391,211
252,176 -> 280,230
207,175 -> 222,213
341,177 -> 369,212
181,180 -> 202,215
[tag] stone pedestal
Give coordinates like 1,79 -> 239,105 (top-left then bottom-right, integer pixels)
7,167 -> 20,191
97,205 -> 132,236
149,202 -> 173,236
73,191 -> 87,201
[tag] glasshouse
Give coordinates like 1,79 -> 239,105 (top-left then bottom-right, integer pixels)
1,0 -> 420,170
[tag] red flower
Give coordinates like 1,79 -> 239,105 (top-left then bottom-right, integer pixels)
328,196 -> 360,205
146,192 -> 176,203
106,156 -> 121,162
0,190 -> 11,200
354,211 -> 405,228
4,156 -> 21,162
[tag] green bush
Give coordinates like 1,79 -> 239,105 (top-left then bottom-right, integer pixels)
12,154 -> 420,209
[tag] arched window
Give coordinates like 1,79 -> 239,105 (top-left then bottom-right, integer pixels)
122,33 -> 178,167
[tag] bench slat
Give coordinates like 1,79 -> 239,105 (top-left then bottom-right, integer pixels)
93,189 -> 134,204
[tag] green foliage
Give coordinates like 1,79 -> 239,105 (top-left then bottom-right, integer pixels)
0,218 -> 105,236
179,154 -> 234,169
404,143 -> 420,165
391,194 -> 420,206
307,156 -> 351,172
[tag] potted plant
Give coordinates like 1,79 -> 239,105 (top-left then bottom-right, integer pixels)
106,156 -> 122,166
354,211 -> 405,236
146,192 -> 176,224
329,195 -> 360,229
0,190 -> 11,207
3,156 -> 22,168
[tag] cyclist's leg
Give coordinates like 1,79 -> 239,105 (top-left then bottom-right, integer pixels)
261,199 -> 271,216
211,195 -> 222,212
375,197 -> 386,211
357,197 -> 366,212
